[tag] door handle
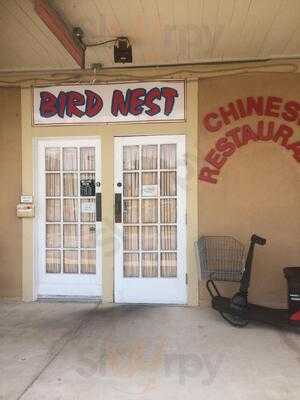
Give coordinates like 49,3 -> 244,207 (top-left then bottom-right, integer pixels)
115,193 -> 122,223
96,193 -> 102,222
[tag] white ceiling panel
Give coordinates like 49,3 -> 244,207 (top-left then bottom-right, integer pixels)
0,0 -> 299,72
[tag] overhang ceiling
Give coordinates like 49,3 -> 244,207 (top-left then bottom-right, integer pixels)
1,0 -> 300,72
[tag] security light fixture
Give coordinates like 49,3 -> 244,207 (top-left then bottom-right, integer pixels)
72,27 -> 133,65
114,37 -> 132,64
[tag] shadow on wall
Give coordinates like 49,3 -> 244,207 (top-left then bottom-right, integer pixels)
199,142 -> 300,308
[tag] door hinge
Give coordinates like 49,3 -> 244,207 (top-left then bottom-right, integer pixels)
185,273 -> 188,285
186,213 -> 188,225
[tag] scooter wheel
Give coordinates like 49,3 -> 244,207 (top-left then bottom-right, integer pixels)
220,312 -> 249,328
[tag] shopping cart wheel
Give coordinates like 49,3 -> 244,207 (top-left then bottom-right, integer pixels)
220,312 -> 249,328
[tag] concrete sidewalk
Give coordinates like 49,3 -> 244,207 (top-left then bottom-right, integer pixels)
0,300 -> 300,400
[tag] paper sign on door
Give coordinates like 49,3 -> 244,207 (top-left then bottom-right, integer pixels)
81,202 -> 96,213
142,185 -> 158,197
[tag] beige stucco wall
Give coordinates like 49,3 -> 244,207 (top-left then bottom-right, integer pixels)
20,81 -> 199,305
198,73 -> 300,307
0,87 -> 22,297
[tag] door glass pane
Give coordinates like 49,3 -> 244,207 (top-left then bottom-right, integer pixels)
46,250 -> 61,273
63,173 -> 78,196
160,199 -> 177,223
45,148 -> 60,171
63,199 -> 78,222
120,140 -> 181,285
142,172 -> 157,185
160,144 -> 176,169
142,145 -> 157,169
161,226 -> 177,250
123,226 -> 139,250
63,148 -> 77,171
123,199 -> 139,223
81,225 -> 96,248
44,143 -> 99,279
141,226 -> 158,250
63,250 -> 78,273
123,145 -> 139,170
160,172 -> 177,196
142,253 -> 158,277
81,199 -> 96,222
46,199 -> 61,222
63,225 -> 77,248
46,174 -> 60,196
161,253 -> 177,277
80,147 -> 95,171
81,250 -> 96,274
123,173 -> 139,197
124,253 -> 139,277
141,199 -> 158,223
46,224 -> 60,248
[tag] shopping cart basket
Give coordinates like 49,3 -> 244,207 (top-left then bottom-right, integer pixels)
196,236 -> 245,282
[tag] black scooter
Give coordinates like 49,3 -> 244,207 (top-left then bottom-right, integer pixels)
207,234 -> 300,330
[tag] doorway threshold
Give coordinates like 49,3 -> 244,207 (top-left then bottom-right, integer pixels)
37,295 -> 102,303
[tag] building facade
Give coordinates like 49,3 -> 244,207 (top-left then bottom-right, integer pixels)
1,67 -> 300,306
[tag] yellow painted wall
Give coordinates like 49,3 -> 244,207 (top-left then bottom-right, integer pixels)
20,81 -> 199,304
198,73 -> 300,307
0,88 -> 22,297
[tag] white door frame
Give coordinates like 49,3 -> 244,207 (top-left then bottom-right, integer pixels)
35,137 -> 102,298
114,134 -> 187,304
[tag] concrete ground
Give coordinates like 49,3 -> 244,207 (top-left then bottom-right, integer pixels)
0,300 -> 300,400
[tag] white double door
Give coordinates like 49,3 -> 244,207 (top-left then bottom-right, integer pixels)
114,135 -> 187,304
36,138 -> 101,298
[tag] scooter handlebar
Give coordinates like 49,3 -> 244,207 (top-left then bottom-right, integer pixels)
251,234 -> 266,246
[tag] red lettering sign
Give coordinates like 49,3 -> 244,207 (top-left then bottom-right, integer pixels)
40,90 -> 103,119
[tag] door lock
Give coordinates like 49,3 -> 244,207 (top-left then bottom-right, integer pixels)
115,193 -> 122,223
96,193 -> 102,222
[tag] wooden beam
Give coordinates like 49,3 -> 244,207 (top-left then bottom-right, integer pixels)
0,59 -> 299,87
34,0 -> 85,69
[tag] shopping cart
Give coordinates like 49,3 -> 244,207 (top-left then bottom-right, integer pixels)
197,234 -> 300,330
196,235 -> 247,326
196,236 -> 245,282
